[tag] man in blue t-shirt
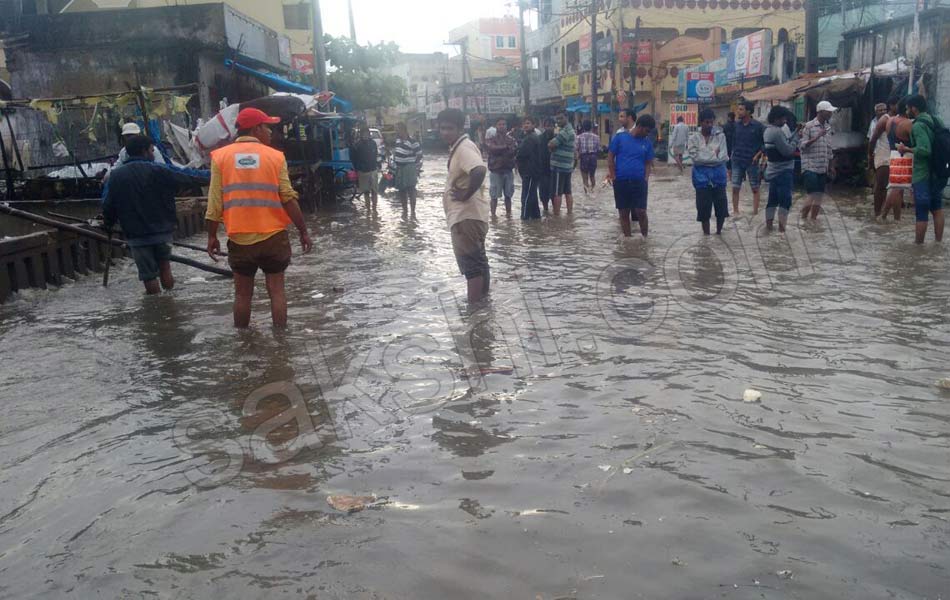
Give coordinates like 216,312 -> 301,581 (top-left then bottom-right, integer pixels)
608,113 -> 655,237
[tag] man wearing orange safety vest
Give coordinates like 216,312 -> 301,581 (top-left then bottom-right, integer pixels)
206,108 -> 313,328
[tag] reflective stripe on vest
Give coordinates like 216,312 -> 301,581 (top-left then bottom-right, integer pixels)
212,142 -> 292,235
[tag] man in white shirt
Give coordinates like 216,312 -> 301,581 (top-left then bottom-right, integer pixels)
115,122 -> 165,165
669,116 -> 690,174
438,108 -> 491,303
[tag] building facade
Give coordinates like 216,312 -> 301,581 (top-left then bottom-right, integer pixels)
449,17 -> 522,66
526,0 -> 806,134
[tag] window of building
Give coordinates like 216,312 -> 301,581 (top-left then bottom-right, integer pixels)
508,36 -> 517,48
637,28 -> 679,43
496,36 -> 505,48
732,27 -> 761,40
684,28 -> 710,39
283,3 -> 311,30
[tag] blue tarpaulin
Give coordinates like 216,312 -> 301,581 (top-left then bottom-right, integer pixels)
224,59 -> 353,113
566,99 -> 612,114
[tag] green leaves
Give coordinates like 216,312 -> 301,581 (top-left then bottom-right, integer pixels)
323,35 -> 407,110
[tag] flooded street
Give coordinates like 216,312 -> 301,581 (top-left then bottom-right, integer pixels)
2,155 -> 949,599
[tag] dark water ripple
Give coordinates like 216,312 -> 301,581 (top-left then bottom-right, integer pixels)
1,157 -> 949,599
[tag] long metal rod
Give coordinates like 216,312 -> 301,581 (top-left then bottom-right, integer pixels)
46,211 -> 228,256
0,204 -> 233,278
312,0 -> 329,91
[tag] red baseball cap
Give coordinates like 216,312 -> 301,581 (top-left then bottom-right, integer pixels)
235,108 -> 281,129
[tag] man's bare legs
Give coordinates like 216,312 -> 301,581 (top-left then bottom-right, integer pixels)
233,272 -> 254,328
143,279 -> 161,295
752,188 -> 761,215
935,209 -> 945,242
264,271 -> 288,328
565,193 -> 574,214
618,209 -> 632,237
635,208 -> 649,236
466,270 -> 490,303
159,261 -> 174,291
732,186 -> 741,215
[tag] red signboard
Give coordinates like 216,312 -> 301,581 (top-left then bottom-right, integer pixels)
292,54 -> 314,75
637,41 -> 653,65
580,34 -> 591,50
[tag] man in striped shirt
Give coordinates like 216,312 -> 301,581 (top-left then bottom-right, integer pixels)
393,122 -> 423,215
548,111 -> 576,215
575,120 -> 600,195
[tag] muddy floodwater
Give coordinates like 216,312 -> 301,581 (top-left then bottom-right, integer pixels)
1,156 -> 949,599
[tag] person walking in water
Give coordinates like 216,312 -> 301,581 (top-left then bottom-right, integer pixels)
799,101 -> 836,221
485,117 -> 518,218
393,122 -> 423,215
722,111 -> 736,181
351,125 -> 380,212
897,94 -> 947,244
205,108 -> 313,329
438,108 -> 491,302
669,116 -> 690,175
538,117 -> 556,212
516,116 -> 543,221
575,120 -> 600,194
607,113 -> 654,237
687,108 -> 729,235
762,106 -> 801,232
730,101 -> 765,216
103,134 -> 207,294
548,111 -> 576,215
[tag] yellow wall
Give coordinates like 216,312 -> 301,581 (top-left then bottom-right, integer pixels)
64,0 -> 315,54
556,6 -> 805,57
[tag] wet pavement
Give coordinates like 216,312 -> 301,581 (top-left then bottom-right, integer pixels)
1,156 -> 949,599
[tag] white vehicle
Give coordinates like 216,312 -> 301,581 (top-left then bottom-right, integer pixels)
369,128 -> 386,162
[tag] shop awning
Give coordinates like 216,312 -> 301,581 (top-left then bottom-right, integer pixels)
566,102 -> 612,114
224,59 -> 353,113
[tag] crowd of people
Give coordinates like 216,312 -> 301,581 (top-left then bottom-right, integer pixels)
100,95 -> 947,326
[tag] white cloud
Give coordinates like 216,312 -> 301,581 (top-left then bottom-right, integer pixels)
319,0 -> 517,54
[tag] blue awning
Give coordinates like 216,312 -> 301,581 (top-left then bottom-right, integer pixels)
224,59 -> 353,113
566,102 -> 612,114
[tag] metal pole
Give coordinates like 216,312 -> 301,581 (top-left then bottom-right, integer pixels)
590,0 -> 598,137
312,0 -> 329,91
347,0 -> 357,42
631,16 -> 641,110
519,0 -> 531,112
909,0 -> 920,95
870,32 -> 877,103
461,38 -> 469,113
805,0 -> 819,73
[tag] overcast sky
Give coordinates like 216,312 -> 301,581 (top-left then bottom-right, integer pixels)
319,0 -> 521,55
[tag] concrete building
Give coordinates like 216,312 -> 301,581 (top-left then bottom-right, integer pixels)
840,6 -> 950,121
525,0 -> 806,133
4,0 -> 315,55
448,17 -> 522,66
2,3 -> 289,168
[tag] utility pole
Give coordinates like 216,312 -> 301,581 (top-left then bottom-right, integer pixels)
347,0 -> 357,42
805,0 -> 818,73
311,0 -> 329,91
461,38 -> 470,113
519,0 -> 531,113
590,0 -> 598,137
909,0 -> 921,94
631,16 -> 641,110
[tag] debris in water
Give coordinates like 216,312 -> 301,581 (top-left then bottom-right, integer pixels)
743,389 -> 762,403
598,465 -> 612,472
326,494 -> 377,513
332,287 -> 345,293
776,569 -> 793,579
330,221 -> 342,230
936,378 -> 950,389
671,557 -> 687,567
622,467 -> 633,474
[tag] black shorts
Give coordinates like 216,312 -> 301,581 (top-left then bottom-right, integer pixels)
227,230 -> 292,277
552,170 -> 573,196
696,186 -> 729,221
613,178 -> 648,211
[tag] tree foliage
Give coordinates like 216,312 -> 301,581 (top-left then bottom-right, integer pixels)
324,35 -> 407,110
